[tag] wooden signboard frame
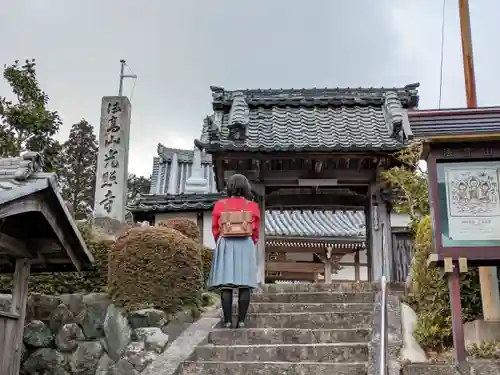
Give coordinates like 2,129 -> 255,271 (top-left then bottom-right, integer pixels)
426,139 -> 500,267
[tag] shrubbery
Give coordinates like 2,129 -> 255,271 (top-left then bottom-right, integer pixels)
405,216 -> 483,351
108,226 -> 204,313
157,217 -> 200,242
202,246 -> 213,283
0,221 -> 111,294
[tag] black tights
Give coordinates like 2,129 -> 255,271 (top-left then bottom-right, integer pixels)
221,288 -> 251,324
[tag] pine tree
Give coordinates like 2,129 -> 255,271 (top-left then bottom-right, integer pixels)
59,119 -> 98,219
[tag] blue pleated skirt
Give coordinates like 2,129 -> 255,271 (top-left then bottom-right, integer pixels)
207,236 -> 258,290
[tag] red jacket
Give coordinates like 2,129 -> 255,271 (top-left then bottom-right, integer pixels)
212,197 -> 261,244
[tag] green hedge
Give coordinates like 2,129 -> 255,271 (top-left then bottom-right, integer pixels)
0,221 -> 111,295
108,226 -> 204,313
406,216 -> 483,351
202,246 -> 213,283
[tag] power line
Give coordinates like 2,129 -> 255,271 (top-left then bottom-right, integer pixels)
438,0 -> 447,108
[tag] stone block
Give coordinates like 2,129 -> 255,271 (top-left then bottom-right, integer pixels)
251,291 -> 374,303
260,281 -> 375,294
178,361 -> 367,375
234,311 -> 372,329
247,301 -> 374,313
208,327 -> 371,345
464,319 -> 500,347
191,342 -> 369,362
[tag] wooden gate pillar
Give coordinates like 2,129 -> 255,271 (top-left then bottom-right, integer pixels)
0,258 -> 31,375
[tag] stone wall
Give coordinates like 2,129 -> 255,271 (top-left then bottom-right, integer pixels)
0,292 -> 197,375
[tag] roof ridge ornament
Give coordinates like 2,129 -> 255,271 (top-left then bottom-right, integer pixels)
228,91 -> 249,140
13,151 -> 44,181
383,91 -> 412,143
184,146 -> 209,194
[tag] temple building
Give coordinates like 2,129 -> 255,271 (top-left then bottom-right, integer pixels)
128,85 -> 417,283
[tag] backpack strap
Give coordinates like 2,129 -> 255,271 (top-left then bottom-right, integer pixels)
242,199 -> 249,211
221,199 -> 230,211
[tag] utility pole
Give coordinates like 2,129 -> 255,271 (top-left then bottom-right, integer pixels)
459,0 -> 500,321
118,59 -> 137,97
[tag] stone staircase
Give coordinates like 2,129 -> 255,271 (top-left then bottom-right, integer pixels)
177,282 -> 375,374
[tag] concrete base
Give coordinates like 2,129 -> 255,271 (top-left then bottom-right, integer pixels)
464,319 -> 500,347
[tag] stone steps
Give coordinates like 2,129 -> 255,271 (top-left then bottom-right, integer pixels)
401,363 -> 458,375
246,302 -> 374,313
221,311 -> 372,329
191,342 -> 369,362
178,360 -> 368,375
252,291 -> 375,303
260,282 -> 375,294
208,327 -> 371,345
177,283 -> 375,375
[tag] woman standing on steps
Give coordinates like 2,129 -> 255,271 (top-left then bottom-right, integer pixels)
207,174 -> 261,329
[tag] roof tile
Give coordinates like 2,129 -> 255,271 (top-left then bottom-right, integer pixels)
197,84 -> 419,152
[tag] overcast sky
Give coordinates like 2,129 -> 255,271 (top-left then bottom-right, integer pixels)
1,1 -> 499,177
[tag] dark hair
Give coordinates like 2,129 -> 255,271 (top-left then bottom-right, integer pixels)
226,174 -> 251,198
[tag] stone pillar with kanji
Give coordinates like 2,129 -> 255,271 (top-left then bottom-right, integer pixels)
93,96 -> 131,236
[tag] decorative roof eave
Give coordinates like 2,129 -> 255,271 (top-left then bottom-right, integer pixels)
193,141 -> 405,153
210,83 -> 420,109
266,235 -> 366,243
127,192 -> 224,213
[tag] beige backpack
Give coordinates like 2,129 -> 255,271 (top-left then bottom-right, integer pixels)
219,199 -> 253,237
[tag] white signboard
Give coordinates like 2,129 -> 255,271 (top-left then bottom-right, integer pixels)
445,165 -> 500,241
94,96 -> 131,222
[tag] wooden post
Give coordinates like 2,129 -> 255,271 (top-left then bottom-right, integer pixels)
448,261 -> 467,364
459,0 -> 477,109
324,261 -> 332,284
458,0 -> 500,320
0,258 -> 31,375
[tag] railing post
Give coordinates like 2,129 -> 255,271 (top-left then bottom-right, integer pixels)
380,275 -> 388,375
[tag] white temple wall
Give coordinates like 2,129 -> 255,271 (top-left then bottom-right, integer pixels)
202,211 -> 216,249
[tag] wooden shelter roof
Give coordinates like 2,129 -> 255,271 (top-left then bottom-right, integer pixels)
0,152 -> 94,273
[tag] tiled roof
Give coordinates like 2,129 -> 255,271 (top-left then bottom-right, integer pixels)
128,193 -> 222,212
408,107 -> 500,139
195,84 -> 419,152
150,144 -> 217,195
0,152 -> 53,204
127,193 -> 366,239
266,210 -> 365,238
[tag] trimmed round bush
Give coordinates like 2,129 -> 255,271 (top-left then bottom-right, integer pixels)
108,226 -> 203,313
157,217 -> 200,242
406,215 -> 482,352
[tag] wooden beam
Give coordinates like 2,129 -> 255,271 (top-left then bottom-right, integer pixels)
0,233 -> 34,258
265,272 -> 316,282
265,193 -> 366,209
261,168 -> 373,183
266,261 -> 325,273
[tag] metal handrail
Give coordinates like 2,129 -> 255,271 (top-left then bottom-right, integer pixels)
380,220 -> 388,375
380,275 -> 388,375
